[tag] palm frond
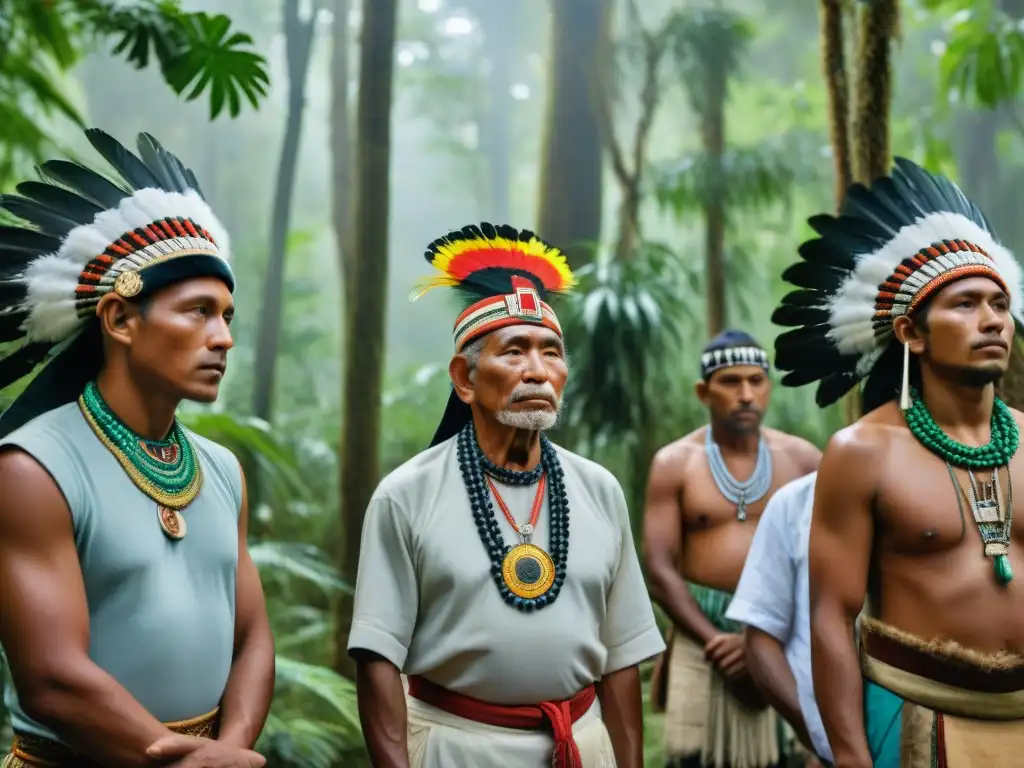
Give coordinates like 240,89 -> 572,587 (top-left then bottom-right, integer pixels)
250,540 -> 351,595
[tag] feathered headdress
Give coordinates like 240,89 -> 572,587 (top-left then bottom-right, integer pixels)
0,128 -> 232,438
772,157 -> 1023,410
412,222 -> 576,445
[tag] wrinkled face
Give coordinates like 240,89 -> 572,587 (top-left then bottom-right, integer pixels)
696,364 -> 770,434
905,275 -> 1014,387
122,277 -> 235,402
455,324 -> 568,431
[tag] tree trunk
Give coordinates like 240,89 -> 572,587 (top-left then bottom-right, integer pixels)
703,73 -> 727,337
332,0 -> 355,311
819,0 -> 852,207
536,0 -> 610,268
334,0 -> 398,682
251,0 -> 319,422
851,0 -> 897,185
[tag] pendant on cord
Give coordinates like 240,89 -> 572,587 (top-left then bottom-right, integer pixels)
502,521 -> 556,599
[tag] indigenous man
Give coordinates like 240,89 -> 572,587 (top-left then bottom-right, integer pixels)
725,472 -> 833,767
0,130 -> 274,767
347,223 -> 665,768
772,157 -> 1024,767
643,330 -> 820,768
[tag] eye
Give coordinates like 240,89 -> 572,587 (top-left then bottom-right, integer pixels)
192,306 -> 208,316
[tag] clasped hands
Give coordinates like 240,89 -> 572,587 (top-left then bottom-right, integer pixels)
704,631 -> 766,711
146,734 -> 266,767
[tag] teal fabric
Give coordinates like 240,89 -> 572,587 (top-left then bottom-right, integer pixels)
0,402 -> 243,744
688,582 -> 742,633
864,680 -> 903,768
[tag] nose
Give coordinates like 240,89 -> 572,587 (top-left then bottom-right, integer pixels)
979,303 -> 1006,334
522,350 -> 549,383
738,382 -> 755,404
208,317 -> 234,352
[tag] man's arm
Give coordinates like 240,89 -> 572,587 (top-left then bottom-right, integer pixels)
643,447 -> 719,645
744,627 -> 812,750
216,466 -> 275,749
347,493 -> 418,768
354,652 -> 409,768
0,450 -> 194,767
596,666 -> 642,768
810,428 -> 879,768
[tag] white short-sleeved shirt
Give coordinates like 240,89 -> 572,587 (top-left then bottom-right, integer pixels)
725,471 -> 833,764
347,436 -> 666,705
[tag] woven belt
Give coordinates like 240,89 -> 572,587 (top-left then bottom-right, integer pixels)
3,708 -> 219,767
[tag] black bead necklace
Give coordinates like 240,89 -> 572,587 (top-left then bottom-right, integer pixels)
456,422 -> 570,612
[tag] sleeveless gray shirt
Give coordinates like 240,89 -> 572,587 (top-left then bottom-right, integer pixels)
0,402 -> 242,741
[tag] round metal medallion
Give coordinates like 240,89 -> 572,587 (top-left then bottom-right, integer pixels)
501,543 -> 555,599
158,505 -> 187,540
114,270 -> 144,298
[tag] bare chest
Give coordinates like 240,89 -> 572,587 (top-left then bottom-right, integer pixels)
876,452 -> 1024,554
682,449 -> 804,532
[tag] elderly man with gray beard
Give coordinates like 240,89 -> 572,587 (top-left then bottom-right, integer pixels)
347,224 -> 665,768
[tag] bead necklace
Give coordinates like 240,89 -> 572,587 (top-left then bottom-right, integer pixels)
904,388 -> 1018,468
704,427 -> 773,522
456,422 -> 570,612
78,381 -> 202,539
904,389 -> 1018,584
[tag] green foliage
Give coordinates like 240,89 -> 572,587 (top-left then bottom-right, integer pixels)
935,3 -> 1024,109
0,0 -> 268,186
561,242 -> 694,439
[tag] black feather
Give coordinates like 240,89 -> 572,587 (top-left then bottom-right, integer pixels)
806,215 -> 890,256
38,160 -> 130,208
15,181 -> 104,226
0,308 -> 28,342
84,129 -> 162,190
0,196 -> 81,237
0,226 -> 61,254
780,366 -> 832,387
0,340 -> 51,389
781,261 -> 846,292
0,278 -> 26,304
771,305 -> 830,327
0,250 -> 35,279
136,133 -> 193,194
779,288 -> 825,307
815,370 -> 862,407
797,238 -> 858,271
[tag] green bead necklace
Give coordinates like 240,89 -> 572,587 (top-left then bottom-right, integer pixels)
78,381 -> 203,514
905,388 -> 1017,585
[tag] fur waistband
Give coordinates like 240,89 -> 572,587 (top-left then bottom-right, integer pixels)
861,618 -> 1024,719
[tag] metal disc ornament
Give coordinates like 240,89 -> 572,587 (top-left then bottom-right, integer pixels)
502,543 -> 555,599
158,505 -> 187,540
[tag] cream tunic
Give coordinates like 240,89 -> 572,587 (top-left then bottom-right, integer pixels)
348,436 -> 665,767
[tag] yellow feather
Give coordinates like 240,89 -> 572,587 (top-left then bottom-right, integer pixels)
409,275 -> 460,302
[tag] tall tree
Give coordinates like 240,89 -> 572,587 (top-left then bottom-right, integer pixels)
252,0 -> 322,422
536,0 -> 611,269
335,0 -> 398,680
332,0 -> 355,309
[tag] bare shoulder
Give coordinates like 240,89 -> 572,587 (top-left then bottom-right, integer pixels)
649,429 -> 706,486
1008,405 -> 1024,428
821,405 -> 902,471
0,447 -> 65,529
763,427 -> 822,470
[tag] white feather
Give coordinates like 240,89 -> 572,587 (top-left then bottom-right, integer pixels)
18,186 -> 232,343
826,211 -> 1024,355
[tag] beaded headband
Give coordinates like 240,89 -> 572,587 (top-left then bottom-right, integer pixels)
701,345 -> 770,380
772,157 -> 1023,408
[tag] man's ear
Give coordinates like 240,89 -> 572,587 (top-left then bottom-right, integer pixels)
695,379 -> 709,407
449,354 -> 475,405
893,315 -> 926,356
95,294 -> 135,349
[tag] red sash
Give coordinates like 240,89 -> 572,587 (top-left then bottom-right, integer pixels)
407,675 -> 597,768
